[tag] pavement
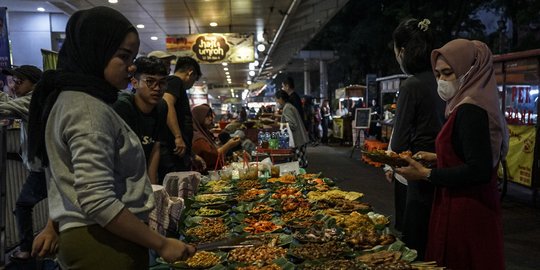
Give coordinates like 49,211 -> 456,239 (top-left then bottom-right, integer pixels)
307,144 -> 540,270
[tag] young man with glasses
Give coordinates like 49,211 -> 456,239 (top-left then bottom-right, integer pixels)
113,56 -> 168,184
0,65 -> 47,262
159,56 -> 205,180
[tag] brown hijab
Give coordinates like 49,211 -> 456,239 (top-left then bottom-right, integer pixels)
431,39 -> 508,166
192,104 -> 217,149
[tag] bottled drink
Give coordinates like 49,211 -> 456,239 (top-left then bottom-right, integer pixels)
257,130 -> 264,147
269,132 -> 279,149
282,131 -> 289,148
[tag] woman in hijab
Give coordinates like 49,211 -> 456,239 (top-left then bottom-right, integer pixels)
397,39 -> 508,270
27,6 -> 194,269
191,104 -> 241,171
275,90 -> 309,167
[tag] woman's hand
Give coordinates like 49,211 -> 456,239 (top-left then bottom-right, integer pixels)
31,221 -> 59,258
413,151 -> 437,162
158,238 -> 196,263
385,170 -> 393,183
395,156 -> 431,181
227,137 -> 241,147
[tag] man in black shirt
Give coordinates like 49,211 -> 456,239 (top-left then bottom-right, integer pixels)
282,77 -> 306,128
113,56 -> 168,184
159,57 -> 205,179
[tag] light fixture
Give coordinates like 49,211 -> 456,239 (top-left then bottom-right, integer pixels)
108,0 -> 118,3
247,81 -> 252,85
225,72 -> 230,75
136,24 -> 145,29
223,67 -> 229,71
150,36 -> 158,40
249,63 -> 255,71
257,44 -> 266,52
249,70 -> 256,77
253,60 -> 259,67
209,22 -> 218,27
222,62 -> 228,66
37,7 -> 46,12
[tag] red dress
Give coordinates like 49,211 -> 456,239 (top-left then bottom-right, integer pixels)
426,111 -> 504,269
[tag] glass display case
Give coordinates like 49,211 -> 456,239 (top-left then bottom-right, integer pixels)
493,49 -> 540,198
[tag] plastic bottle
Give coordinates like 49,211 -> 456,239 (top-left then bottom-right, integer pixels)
257,130 -> 264,147
282,131 -> 289,149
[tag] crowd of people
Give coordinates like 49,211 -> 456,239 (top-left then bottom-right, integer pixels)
0,6 -> 508,270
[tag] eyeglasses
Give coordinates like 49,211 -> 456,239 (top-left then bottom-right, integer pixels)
139,77 -> 167,89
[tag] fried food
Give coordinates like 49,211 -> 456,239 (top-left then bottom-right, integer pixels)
237,180 -> 263,190
229,246 -> 287,264
185,251 -> 220,268
281,207 -> 315,222
185,218 -> 229,243
237,189 -> 267,202
307,190 -> 364,201
267,174 -> 296,184
281,197 -> 310,212
290,241 -> 350,260
243,220 -> 282,234
271,187 -> 302,199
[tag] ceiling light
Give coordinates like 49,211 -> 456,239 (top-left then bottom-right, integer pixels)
209,22 -> 218,27
249,63 -> 255,71
37,7 -> 46,12
108,0 -> 118,3
136,24 -> 145,29
225,72 -> 230,75
253,60 -> 259,67
247,81 -> 252,85
223,67 -> 229,71
150,36 -> 158,41
257,44 -> 266,52
249,70 -> 256,77
222,62 -> 228,66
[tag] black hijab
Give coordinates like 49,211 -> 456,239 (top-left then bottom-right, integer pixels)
27,6 -> 138,165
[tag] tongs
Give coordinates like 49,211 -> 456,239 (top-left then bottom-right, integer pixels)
195,237 -> 264,251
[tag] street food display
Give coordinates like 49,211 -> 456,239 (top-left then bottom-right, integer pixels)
362,149 -> 435,168
156,170 -> 443,270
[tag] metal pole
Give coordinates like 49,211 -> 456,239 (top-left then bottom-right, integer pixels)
320,60 -> 328,99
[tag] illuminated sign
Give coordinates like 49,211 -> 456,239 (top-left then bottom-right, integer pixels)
166,33 -> 254,64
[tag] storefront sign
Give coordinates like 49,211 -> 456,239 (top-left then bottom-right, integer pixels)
0,7 -> 11,93
333,118 -> 344,139
501,125 -> 536,186
166,33 -> 254,64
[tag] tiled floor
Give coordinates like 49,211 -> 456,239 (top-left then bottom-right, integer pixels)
308,144 -> 540,270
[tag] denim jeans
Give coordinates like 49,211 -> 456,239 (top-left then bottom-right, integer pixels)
13,171 -> 47,252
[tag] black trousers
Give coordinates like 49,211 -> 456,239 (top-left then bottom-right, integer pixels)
402,181 -> 434,260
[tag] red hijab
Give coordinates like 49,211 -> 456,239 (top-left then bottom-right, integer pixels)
431,39 -> 508,166
192,104 -> 217,149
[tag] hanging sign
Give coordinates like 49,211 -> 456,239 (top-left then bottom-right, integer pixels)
166,33 -> 254,64
499,124 -> 536,187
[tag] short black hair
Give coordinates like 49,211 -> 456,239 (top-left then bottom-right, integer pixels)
283,77 -> 295,89
275,90 -> 290,102
392,18 -> 434,74
134,56 -> 167,77
174,56 -> 202,79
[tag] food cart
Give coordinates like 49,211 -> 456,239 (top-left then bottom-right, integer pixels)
375,74 -> 409,142
493,49 -> 540,201
333,85 -> 366,144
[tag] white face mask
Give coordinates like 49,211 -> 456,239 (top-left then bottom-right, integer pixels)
437,79 -> 459,101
